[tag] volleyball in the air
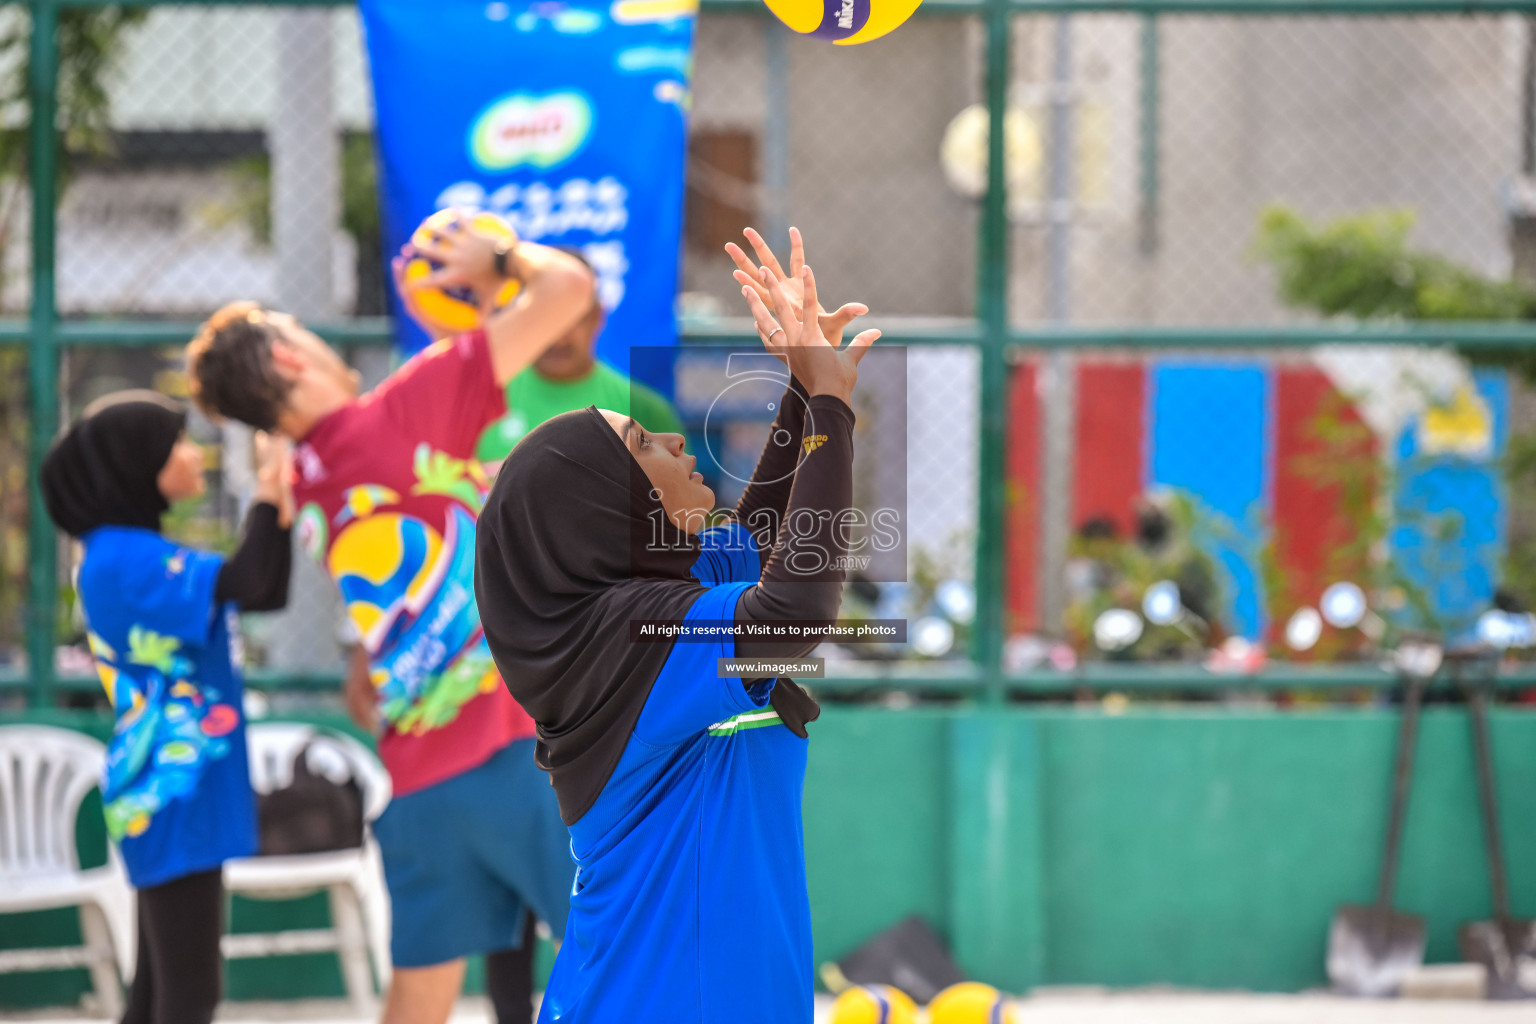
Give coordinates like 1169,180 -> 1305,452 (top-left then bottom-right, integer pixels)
401,208 -> 522,332
926,983 -> 1020,1024
830,984 -> 921,1024
762,0 -> 923,45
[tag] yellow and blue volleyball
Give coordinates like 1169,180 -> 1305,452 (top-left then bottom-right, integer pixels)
830,984 -> 921,1024
328,513 -> 445,647
762,0 -> 923,45
926,982 -> 1020,1024
402,208 -> 522,332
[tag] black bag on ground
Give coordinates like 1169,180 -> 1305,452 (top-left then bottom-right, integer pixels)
821,915 -> 967,1004
256,738 -> 365,856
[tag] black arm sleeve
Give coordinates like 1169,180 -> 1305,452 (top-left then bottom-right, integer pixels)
733,394 -> 855,659
214,502 -> 293,612
733,376 -> 809,570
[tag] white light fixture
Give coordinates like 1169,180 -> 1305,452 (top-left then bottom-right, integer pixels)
1142,581 -> 1182,627
1478,609 -> 1513,648
1478,609 -> 1536,650
1140,580 -> 1208,641
1320,582 -> 1368,629
1093,609 -> 1144,652
912,616 -> 956,658
936,580 -> 977,625
1320,581 -> 1386,640
1393,640 -> 1443,680
1285,608 -> 1323,652
939,104 -> 1042,214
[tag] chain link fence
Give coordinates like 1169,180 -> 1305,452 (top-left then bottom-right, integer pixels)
7,3 -> 1536,700
1010,14 -> 1519,328
1000,13 -> 1536,676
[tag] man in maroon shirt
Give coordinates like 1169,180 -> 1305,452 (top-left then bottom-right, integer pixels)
186,215 -> 590,1024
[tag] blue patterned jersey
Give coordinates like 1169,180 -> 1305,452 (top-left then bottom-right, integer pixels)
78,527 -> 256,888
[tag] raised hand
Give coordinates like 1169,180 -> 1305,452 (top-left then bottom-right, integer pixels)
740,262 -> 878,407
726,227 -> 867,351
406,208 -> 512,295
253,431 -> 294,527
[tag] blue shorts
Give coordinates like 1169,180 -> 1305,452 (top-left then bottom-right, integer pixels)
371,737 -> 574,968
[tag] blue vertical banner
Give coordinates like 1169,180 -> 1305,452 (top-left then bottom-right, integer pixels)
359,0 -> 696,381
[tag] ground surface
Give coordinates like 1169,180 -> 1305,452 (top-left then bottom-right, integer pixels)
11,991 -> 1536,1023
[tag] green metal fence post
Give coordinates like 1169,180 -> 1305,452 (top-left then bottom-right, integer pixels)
971,0 -> 1010,703
25,0 -> 59,708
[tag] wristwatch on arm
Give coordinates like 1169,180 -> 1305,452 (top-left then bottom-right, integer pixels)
492,241 -> 523,283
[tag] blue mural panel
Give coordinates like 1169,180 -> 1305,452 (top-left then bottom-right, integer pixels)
1391,368 -> 1508,639
1148,362 -> 1270,639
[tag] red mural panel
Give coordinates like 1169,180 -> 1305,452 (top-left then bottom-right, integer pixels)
1005,361 -> 1041,634
1272,365 -> 1378,630
1073,361 -> 1146,539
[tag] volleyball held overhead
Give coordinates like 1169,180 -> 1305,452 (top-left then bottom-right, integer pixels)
400,209 -> 523,332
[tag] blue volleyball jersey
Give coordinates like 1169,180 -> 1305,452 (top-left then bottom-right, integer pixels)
77,527 -> 257,889
538,523 -> 814,1024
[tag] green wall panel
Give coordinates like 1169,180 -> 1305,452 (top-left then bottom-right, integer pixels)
801,708 -> 953,968
1032,709 -> 1536,991
947,714 -> 1045,991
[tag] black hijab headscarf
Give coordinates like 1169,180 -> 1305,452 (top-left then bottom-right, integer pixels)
476,405 -> 815,825
40,390 -> 186,538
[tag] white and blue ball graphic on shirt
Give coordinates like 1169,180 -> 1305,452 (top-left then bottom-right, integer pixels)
761,0 -> 923,45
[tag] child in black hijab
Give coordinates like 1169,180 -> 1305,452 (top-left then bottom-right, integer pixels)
476,231 -> 877,1024
40,390 -> 293,1024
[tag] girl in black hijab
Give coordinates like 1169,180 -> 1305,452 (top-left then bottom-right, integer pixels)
40,390 -> 293,1024
476,230 -> 876,1024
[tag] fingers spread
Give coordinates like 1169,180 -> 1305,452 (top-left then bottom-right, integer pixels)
412,240 -> 454,264
799,266 -> 821,326
744,227 -> 787,281
823,303 -> 872,340
415,268 -> 463,291
820,302 -> 868,330
741,284 -> 775,325
724,242 -> 763,286
762,267 -> 802,331
742,287 -> 786,351
788,226 -> 805,277
732,267 -> 769,298
847,329 -> 881,363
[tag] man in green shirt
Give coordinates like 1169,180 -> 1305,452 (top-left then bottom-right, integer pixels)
474,257 -> 685,465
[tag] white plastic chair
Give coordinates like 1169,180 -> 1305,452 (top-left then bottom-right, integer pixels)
224,722 -> 392,1017
0,725 -> 134,1017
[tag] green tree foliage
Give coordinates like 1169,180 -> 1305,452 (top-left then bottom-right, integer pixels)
1255,206 -> 1536,322
1255,204 -> 1536,614
0,7 -> 146,653
0,6 -> 149,184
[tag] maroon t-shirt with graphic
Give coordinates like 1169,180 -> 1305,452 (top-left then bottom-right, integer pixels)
291,330 -> 535,796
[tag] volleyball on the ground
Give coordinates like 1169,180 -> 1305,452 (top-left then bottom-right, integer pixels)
829,984 -> 921,1024
401,208 -> 522,332
761,0 -> 924,45
926,982 -> 1020,1024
